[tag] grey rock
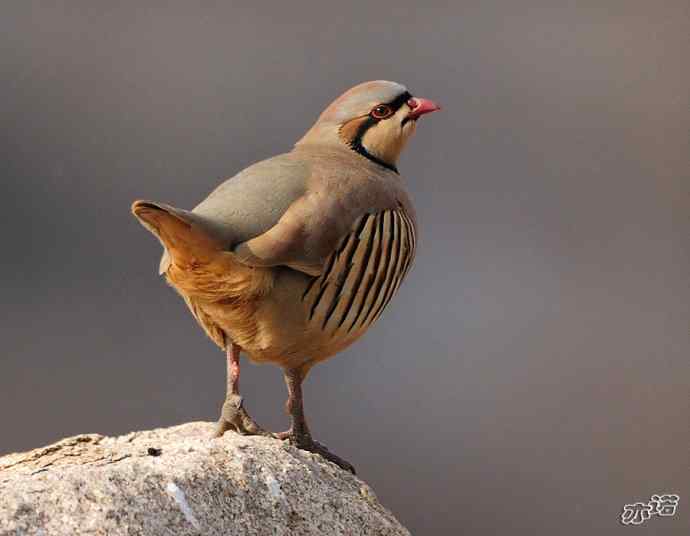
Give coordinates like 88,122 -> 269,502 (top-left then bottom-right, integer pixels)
0,422 -> 410,536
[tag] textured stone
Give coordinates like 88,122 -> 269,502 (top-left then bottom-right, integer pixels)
0,422 -> 410,536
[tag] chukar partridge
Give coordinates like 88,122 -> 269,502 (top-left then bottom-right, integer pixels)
132,80 -> 439,472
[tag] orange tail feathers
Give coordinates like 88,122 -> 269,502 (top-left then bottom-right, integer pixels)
132,200 -> 220,264
131,200 -> 273,303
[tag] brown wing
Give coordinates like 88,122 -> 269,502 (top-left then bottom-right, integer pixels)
231,176 -> 416,277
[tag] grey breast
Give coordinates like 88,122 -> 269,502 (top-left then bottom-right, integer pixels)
302,208 -> 416,337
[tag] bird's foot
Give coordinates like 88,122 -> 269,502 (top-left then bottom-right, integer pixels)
280,429 -> 356,474
213,394 -> 270,438
274,429 -> 292,440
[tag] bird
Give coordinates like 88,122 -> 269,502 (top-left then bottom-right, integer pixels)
131,80 -> 439,473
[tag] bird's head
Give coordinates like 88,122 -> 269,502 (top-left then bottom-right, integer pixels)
296,81 -> 440,173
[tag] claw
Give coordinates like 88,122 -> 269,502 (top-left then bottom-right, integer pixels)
283,432 -> 356,474
213,418 -> 236,438
274,429 -> 292,440
214,394 -> 269,437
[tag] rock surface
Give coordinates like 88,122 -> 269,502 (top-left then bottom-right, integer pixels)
0,422 -> 410,536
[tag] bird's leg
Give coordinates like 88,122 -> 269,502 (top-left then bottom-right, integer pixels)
214,342 -> 267,437
281,366 -> 356,474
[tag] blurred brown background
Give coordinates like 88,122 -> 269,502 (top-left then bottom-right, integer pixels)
2,2 -> 688,534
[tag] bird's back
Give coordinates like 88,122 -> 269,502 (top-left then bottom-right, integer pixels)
192,153 -> 310,247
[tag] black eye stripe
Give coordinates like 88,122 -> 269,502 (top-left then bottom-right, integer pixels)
369,91 -> 413,121
383,91 -> 413,115
343,90 -> 412,174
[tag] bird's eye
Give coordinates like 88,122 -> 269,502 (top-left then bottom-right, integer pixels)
370,104 -> 393,119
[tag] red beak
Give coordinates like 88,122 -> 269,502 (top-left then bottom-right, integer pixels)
407,97 -> 441,120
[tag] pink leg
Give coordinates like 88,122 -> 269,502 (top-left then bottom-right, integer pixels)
214,343 -> 268,437
279,366 -> 355,474
227,343 -> 241,396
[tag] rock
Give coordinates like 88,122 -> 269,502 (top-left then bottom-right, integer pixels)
0,422 -> 410,535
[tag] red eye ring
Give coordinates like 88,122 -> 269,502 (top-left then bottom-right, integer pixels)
370,104 -> 393,120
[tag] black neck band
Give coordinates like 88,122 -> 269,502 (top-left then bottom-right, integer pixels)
347,91 -> 412,174
349,117 -> 399,173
